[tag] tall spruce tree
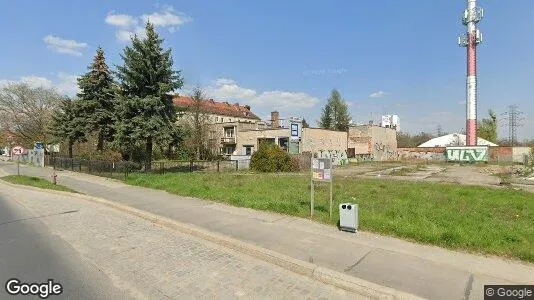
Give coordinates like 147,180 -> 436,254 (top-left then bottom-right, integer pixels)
319,89 -> 351,131
319,103 -> 333,130
329,89 -> 351,131
48,98 -> 87,158
114,22 -> 183,171
77,47 -> 116,151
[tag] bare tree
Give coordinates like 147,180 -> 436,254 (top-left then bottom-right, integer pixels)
0,83 -> 64,148
178,87 -> 220,160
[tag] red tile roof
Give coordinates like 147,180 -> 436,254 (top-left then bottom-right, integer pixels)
172,96 -> 260,120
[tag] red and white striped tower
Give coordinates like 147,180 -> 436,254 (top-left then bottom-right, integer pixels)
458,0 -> 483,146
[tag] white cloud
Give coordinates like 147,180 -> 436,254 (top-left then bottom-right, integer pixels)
105,13 -> 138,27
56,73 -> 80,96
106,6 -> 192,42
43,35 -> 88,56
204,78 -> 319,111
369,90 -> 389,98
142,6 -> 192,32
0,74 -> 79,96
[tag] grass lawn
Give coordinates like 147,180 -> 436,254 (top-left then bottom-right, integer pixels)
1,175 -> 78,193
126,172 -> 534,262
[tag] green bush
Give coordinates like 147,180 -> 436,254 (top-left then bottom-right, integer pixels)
250,142 -> 296,172
77,149 -> 123,162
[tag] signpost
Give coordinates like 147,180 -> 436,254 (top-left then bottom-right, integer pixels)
310,157 -> 333,220
12,146 -> 24,176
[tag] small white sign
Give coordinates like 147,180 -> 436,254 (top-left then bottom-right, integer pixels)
12,146 -> 24,155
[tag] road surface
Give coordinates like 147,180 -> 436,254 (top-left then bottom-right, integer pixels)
0,180 -> 360,299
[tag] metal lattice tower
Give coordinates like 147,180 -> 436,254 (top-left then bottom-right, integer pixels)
458,0 -> 484,146
501,105 -> 524,146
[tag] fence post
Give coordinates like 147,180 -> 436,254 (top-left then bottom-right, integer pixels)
71,158 -> 74,171
160,162 -> 164,174
235,160 -> 238,171
189,161 -> 193,172
217,160 -> 220,173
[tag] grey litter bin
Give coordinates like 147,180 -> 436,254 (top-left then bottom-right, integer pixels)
339,203 -> 358,233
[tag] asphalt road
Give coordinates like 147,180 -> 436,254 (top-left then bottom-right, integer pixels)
0,195 -> 134,299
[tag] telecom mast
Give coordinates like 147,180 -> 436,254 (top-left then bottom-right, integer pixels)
458,0 -> 484,146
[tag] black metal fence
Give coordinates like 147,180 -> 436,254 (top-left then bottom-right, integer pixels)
46,156 -> 142,180
45,156 -> 250,180
151,160 -> 249,173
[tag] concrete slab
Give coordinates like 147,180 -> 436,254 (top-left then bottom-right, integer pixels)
347,249 -> 471,300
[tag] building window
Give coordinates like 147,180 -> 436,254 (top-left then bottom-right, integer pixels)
225,146 -> 235,155
244,145 -> 253,156
224,128 -> 235,138
216,117 -> 219,122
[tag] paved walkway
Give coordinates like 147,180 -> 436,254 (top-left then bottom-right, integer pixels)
0,182 -> 358,299
1,162 -> 533,300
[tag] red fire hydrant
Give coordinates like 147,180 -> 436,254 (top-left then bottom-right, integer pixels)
51,172 -> 57,185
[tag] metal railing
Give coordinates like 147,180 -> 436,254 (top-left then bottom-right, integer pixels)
46,156 -> 142,180
44,156 -> 251,180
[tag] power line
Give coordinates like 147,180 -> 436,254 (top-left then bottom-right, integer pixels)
500,105 -> 524,146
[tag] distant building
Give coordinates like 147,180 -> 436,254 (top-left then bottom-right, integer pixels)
380,115 -> 400,131
347,124 -> 398,161
418,133 -> 498,147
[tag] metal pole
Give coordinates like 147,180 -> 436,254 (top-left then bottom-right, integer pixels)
329,171 -> 333,221
17,156 -> 20,176
310,156 -> 314,219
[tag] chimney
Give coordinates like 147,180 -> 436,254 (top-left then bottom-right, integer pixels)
271,111 -> 279,129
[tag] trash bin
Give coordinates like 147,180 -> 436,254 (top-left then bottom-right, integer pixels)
339,203 -> 358,233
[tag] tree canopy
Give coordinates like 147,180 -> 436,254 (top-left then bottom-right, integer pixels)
114,22 -> 184,170
319,89 -> 351,131
48,98 -> 87,158
0,83 -> 63,148
77,47 -> 117,151
477,109 -> 498,144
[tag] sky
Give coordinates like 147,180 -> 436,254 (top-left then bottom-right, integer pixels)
0,0 -> 533,140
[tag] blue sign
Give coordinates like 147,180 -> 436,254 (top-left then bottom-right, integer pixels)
34,142 -> 43,150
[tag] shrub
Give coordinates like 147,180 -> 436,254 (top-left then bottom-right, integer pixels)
77,149 -> 123,162
250,142 -> 295,172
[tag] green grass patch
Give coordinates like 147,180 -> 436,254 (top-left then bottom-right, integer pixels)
126,172 -> 534,262
1,175 -> 78,193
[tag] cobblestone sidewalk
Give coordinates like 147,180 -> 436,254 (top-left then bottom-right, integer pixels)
1,184 -> 364,299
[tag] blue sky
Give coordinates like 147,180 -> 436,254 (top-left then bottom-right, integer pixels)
1,0 -> 533,139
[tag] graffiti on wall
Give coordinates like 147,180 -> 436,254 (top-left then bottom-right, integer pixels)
446,146 -> 488,162
374,142 -> 398,161
315,149 -> 349,166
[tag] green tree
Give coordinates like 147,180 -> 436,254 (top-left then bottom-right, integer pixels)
114,22 -> 184,171
77,47 -> 117,151
477,109 -> 498,144
319,102 -> 333,130
48,98 -> 87,158
319,89 -> 351,131
302,118 -> 310,128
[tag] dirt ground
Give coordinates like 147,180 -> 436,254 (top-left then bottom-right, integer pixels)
335,162 -> 534,193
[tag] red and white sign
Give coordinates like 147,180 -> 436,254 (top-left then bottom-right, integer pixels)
12,146 -> 24,155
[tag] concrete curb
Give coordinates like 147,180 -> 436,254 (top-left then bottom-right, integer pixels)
0,180 -> 425,300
